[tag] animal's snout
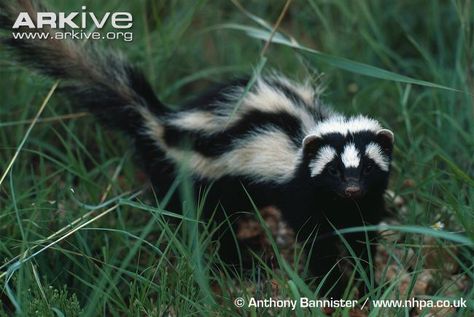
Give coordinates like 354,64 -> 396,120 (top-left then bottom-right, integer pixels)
344,186 -> 361,198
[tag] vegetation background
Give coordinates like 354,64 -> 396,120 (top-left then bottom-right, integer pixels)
0,0 -> 473,316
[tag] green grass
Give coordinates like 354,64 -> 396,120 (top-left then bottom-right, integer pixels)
1,0 -> 473,316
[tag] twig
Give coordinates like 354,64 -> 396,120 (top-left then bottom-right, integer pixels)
0,112 -> 89,128
260,0 -> 293,57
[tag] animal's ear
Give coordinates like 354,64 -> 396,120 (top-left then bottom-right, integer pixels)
376,129 -> 394,151
302,134 -> 322,156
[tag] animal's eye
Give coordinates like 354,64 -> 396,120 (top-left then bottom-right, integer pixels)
364,163 -> 373,175
328,166 -> 340,177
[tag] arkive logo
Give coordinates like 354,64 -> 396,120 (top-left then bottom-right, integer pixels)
12,6 -> 133,29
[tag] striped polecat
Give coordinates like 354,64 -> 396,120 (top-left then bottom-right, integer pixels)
0,0 -> 394,297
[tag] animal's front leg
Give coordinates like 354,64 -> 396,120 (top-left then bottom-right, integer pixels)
344,231 -> 378,295
307,236 -> 347,298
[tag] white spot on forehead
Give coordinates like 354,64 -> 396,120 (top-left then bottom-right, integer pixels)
365,143 -> 389,171
341,143 -> 360,168
307,115 -> 382,138
309,146 -> 337,177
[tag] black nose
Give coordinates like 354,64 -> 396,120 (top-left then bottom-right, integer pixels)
344,186 -> 361,198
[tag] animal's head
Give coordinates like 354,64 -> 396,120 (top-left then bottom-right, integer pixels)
302,116 -> 394,200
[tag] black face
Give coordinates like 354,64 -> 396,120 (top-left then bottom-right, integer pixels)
303,129 -> 394,200
322,154 -> 387,199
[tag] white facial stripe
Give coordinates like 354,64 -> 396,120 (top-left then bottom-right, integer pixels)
341,143 -> 360,168
365,142 -> 389,171
309,146 -> 337,176
307,115 -> 382,138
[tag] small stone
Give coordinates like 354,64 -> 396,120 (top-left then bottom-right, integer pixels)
348,83 -> 359,93
403,179 -> 416,188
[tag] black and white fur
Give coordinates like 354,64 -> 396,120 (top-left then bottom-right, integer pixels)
0,0 -> 394,297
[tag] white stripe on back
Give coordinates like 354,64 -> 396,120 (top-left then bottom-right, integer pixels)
307,115 -> 382,138
140,107 -> 301,184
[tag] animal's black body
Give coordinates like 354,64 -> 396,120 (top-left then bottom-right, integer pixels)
1,0 -> 394,297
